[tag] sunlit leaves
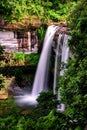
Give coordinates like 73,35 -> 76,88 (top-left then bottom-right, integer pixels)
0,0 -> 72,23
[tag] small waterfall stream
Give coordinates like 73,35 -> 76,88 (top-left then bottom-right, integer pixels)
53,34 -> 63,95
53,34 -> 70,95
53,34 -> 70,111
60,34 -> 70,76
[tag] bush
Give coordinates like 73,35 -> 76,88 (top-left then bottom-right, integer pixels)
58,0 -> 87,129
25,53 -> 40,66
36,91 -> 58,117
0,74 -> 6,90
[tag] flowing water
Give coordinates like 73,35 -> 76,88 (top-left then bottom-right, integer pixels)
53,34 -> 70,95
53,34 -> 63,95
32,25 -> 60,98
60,34 -> 70,76
15,25 -> 59,107
53,34 -> 70,111
15,26 -> 70,108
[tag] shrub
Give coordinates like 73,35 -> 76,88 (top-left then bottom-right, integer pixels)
36,91 -> 58,117
0,74 -> 6,90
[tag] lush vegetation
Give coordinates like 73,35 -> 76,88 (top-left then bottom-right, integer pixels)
58,0 -> 87,129
0,0 -> 87,130
0,92 -> 59,130
0,48 -> 39,89
0,0 -> 76,24
0,48 -> 40,66
0,74 -> 5,90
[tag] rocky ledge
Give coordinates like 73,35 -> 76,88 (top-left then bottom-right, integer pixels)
0,17 -> 41,31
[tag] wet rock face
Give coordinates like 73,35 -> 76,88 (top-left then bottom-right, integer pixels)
0,31 -> 14,39
17,31 -> 38,52
7,74 -> 34,96
56,26 -> 70,36
17,31 -> 29,51
0,30 -> 38,53
8,86 -> 24,96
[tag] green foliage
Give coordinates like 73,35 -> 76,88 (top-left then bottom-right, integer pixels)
25,53 -> 40,66
57,0 -> 87,129
59,58 -> 87,126
14,53 -> 25,62
0,74 -> 5,90
0,0 -> 28,23
0,52 -> 15,66
14,68 -> 24,87
17,117 -> 35,130
68,0 -> 87,58
36,91 -> 58,117
0,52 -> 40,66
0,45 -> 5,61
0,45 -> 4,54
13,53 -> 25,65
37,25 -> 47,52
13,52 -> 40,66
37,26 -> 46,41
0,97 -> 35,130
36,110 -> 58,130
0,0 -> 76,24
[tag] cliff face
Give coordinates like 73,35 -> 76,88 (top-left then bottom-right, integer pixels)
0,16 -> 68,32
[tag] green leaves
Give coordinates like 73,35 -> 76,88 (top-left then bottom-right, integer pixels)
0,74 -> 6,90
68,0 -> 87,57
0,0 -> 73,24
36,110 -> 58,130
36,91 -> 58,116
58,1 -> 87,128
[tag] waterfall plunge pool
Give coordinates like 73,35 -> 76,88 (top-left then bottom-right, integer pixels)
14,94 -> 38,109
14,25 -> 69,111
14,25 -> 59,109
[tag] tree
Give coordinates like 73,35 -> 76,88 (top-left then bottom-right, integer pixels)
0,0 -> 71,24
36,91 -> 58,117
58,0 -> 87,129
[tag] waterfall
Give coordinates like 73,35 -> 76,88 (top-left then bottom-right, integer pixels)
53,34 -> 70,111
15,25 -> 60,107
60,34 -> 70,76
53,34 -> 63,95
14,25 -> 70,109
58,34 -> 70,103
32,25 -> 60,98
53,34 -> 70,96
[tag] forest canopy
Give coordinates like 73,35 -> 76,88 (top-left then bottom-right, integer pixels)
0,0 -> 77,24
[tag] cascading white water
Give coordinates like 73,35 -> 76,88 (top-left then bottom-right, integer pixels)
53,34 -> 63,95
53,34 -> 70,111
15,25 -> 60,107
53,34 -> 70,96
60,34 -> 70,76
58,34 -> 70,103
32,25 -> 59,98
